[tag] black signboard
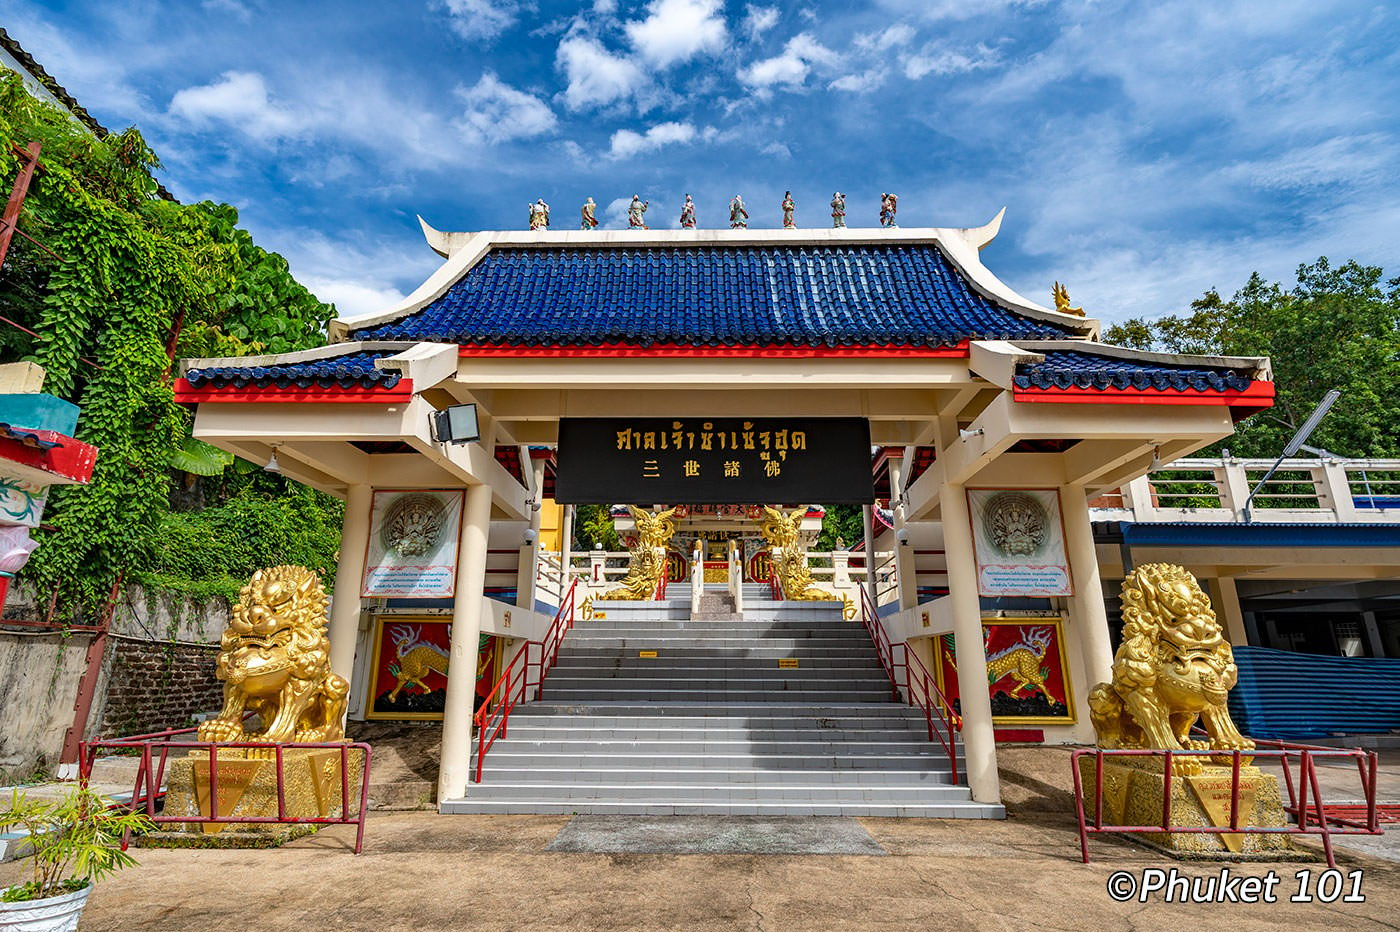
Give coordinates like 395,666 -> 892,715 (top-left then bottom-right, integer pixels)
555,418 -> 874,504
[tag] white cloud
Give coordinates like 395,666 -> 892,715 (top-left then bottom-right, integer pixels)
593,0 -> 618,11
609,121 -> 698,158
738,33 -> 840,89
828,70 -> 885,93
169,71 -> 299,140
625,0 -> 728,67
437,0 -> 524,41
743,4 -> 780,40
455,72 -> 557,143
903,41 -> 1001,80
1218,135 -> 1392,192
302,277 -> 407,317
854,24 -> 915,52
759,141 -> 790,158
556,34 -> 648,110
875,0 -> 1048,21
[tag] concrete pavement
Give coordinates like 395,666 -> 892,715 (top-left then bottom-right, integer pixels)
2,746 -> 1395,931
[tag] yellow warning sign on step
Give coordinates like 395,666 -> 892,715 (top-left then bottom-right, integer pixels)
638,650 -> 658,658
778,658 -> 799,669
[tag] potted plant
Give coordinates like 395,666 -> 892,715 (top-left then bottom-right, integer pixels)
0,785 -> 153,932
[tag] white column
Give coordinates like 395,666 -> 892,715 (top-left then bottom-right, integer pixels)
862,504 -> 877,606
940,481 -> 1001,804
328,484 -> 371,686
437,482 -> 493,803
1060,484 -> 1114,689
560,504 -> 575,589
516,457 -> 548,609
889,457 -> 918,610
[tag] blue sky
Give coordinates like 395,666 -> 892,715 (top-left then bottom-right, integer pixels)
4,0 -> 1398,322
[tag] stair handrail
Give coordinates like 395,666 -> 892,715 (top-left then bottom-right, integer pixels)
473,578 -> 579,783
857,586 -> 961,785
768,558 -> 783,600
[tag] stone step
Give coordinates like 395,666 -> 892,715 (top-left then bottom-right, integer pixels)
440,798 -> 1002,818
538,689 -> 895,703
472,751 -> 955,770
470,768 -> 958,786
551,658 -> 885,674
453,780 -> 972,803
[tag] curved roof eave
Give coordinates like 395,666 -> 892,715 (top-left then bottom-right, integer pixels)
327,213 -> 1098,344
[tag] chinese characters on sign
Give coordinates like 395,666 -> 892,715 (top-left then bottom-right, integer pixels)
555,418 -> 873,504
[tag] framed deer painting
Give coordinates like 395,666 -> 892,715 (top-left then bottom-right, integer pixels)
366,617 -> 498,720
933,617 -> 1076,725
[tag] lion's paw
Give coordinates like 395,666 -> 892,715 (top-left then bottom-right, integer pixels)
196,719 -> 245,743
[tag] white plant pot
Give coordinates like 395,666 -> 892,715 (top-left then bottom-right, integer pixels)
0,885 -> 91,932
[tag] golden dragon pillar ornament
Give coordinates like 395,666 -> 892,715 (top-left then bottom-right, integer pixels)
197,565 -> 350,747
602,505 -> 678,600
1088,563 -> 1254,773
758,506 -> 836,601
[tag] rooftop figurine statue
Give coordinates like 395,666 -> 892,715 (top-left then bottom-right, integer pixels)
528,198 -> 550,230
781,191 -> 796,229
1052,281 -> 1085,316
679,193 -> 697,229
628,194 -> 649,229
830,192 -> 846,228
729,194 -> 748,229
580,197 -> 598,230
879,192 -> 898,228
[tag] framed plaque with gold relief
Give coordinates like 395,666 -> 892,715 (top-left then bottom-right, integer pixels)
366,617 -> 498,720
933,617 -> 1076,725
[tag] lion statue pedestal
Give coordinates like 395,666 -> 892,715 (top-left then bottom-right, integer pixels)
1082,563 -> 1296,858
160,566 -> 364,842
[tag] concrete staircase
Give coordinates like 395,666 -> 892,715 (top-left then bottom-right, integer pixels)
442,585 -> 1002,817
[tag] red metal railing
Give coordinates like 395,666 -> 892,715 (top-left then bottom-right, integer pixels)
768,569 -> 782,600
473,578 -> 579,782
654,570 -> 667,600
1071,742 -> 1384,868
857,586 -> 961,785
80,726 -> 373,853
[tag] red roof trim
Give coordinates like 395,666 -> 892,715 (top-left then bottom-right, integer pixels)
1013,380 -> 1275,408
173,378 -> 415,404
0,431 -> 97,484
456,341 -> 971,359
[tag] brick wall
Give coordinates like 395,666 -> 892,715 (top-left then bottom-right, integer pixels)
99,639 -> 222,737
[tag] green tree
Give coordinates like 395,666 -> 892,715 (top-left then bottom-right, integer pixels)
1103,258 -> 1400,458
574,504 -> 622,551
0,70 -> 338,612
815,504 -> 866,551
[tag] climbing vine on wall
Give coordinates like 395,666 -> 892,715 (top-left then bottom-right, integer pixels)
0,71 -> 337,616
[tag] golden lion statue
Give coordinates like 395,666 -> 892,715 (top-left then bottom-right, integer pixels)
758,506 -> 835,601
197,565 -> 349,746
602,506 -> 678,600
1088,563 -> 1253,773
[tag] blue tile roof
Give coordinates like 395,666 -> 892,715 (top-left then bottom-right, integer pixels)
184,351 -> 401,390
349,245 -> 1077,347
1014,350 -> 1255,393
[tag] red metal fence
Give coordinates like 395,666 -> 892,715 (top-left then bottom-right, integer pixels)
473,578 -> 579,782
1071,743 -> 1385,868
80,726 -> 373,853
858,587 -> 961,785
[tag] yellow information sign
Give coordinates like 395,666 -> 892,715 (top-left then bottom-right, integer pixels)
639,650 -> 658,658
778,658 -> 799,669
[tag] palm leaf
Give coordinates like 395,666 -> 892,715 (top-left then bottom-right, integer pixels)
168,437 -> 234,476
